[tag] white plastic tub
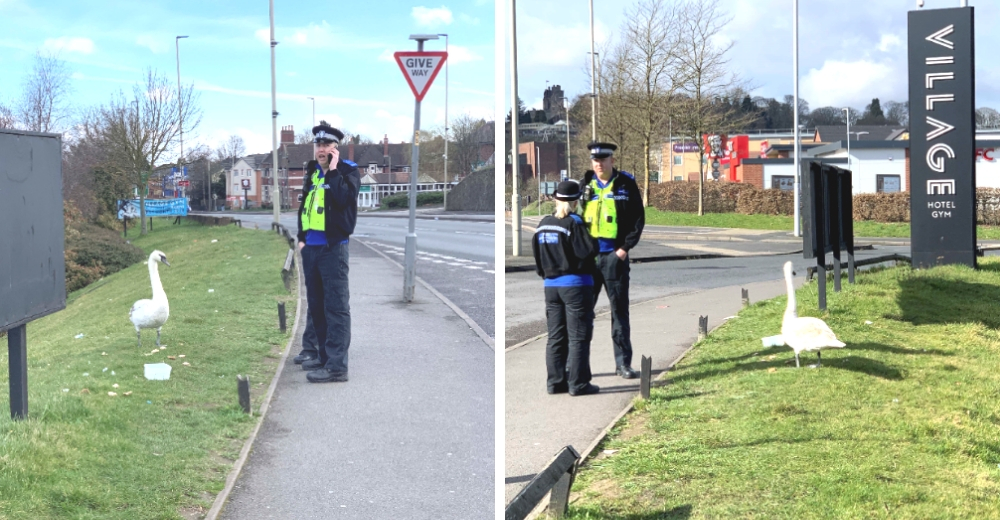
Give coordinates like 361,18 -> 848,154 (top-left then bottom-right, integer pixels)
144,363 -> 172,380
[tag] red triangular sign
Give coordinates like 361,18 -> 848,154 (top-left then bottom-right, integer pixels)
394,51 -> 448,102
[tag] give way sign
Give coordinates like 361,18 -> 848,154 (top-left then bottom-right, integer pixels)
394,51 -> 448,102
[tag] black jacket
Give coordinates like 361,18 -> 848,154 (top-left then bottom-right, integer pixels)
579,168 -> 645,252
532,213 -> 598,279
297,159 -> 361,243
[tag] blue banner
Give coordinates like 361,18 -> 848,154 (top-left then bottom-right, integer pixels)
117,198 -> 189,219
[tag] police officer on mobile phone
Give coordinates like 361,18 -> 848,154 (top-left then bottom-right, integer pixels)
579,142 -> 645,379
296,121 -> 360,383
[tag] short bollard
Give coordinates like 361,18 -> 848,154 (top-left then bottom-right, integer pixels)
278,302 -> 286,333
237,375 -> 251,415
741,288 -> 749,307
640,355 -> 652,400
698,316 -> 708,341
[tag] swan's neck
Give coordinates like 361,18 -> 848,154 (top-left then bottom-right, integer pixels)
148,258 -> 166,301
784,269 -> 797,321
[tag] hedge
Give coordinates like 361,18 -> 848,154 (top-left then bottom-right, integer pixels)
649,183 -> 1000,225
380,191 -> 444,209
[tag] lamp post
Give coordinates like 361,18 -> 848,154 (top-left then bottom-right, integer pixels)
589,0 -> 597,140
307,96 -> 316,159
536,144 -> 541,215
268,0 -> 281,224
563,97 -> 570,178
510,0 -> 522,256
437,33 -> 449,210
843,107 -> 851,172
792,0 -> 801,237
176,35 -> 188,199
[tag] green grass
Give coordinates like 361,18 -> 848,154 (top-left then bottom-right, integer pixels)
568,260 -> 1000,519
0,218 -> 294,519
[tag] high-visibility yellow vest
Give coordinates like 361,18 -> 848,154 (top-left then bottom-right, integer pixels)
584,178 -> 618,239
301,169 -> 326,232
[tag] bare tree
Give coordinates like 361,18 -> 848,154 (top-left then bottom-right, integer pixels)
93,69 -> 201,234
215,134 -> 246,165
616,0 -> 684,206
672,0 -> 754,215
0,102 -> 15,129
450,114 -> 488,178
884,100 -> 909,126
977,107 -> 1000,129
16,53 -> 73,134
294,128 -> 313,145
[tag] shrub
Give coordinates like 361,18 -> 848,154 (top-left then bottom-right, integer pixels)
380,191 -> 444,209
735,187 -> 796,215
64,220 -> 145,293
853,192 -> 910,223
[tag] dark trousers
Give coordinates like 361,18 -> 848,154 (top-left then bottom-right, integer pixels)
301,243 -> 351,373
545,285 -> 595,393
299,312 -> 317,355
593,252 -> 633,368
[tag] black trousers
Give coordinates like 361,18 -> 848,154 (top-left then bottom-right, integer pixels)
593,252 -> 633,368
299,312 -> 317,356
545,285 -> 595,393
301,243 -> 351,373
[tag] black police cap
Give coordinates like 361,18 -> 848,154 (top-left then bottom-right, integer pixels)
587,141 -> 617,159
312,120 -> 344,144
554,179 -> 582,201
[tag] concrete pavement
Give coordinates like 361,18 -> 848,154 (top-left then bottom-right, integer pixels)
504,275 -> 805,505
219,241 -> 494,519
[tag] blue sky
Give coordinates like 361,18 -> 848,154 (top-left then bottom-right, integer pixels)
0,0 -> 494,156
507,0 -> 1000,117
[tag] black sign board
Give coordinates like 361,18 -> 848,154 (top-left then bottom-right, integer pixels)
802,162 -> 855,311
908,7 -> 976,268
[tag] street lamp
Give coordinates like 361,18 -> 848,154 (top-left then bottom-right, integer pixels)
268,0 -> 281,224
792,0 -> 801,237
307,96 -> 316,159
843,107 -> 850,172
509,0 -> 522,256
437,33 -> 449,211
536,144 -> 541,216
176,35 -> 188,199
589,0 -> 597,140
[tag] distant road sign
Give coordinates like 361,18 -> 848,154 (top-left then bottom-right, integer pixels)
241,179 -> 250,189
393,51 -> 448,102
177,180 -> 190,187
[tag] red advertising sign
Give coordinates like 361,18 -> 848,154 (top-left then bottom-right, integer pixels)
177,180 -> 190,187
394,51 -> 448,102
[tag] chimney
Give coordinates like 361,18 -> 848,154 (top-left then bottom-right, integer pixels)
383,134 -> 389,157
348,140 -> 354,162
280,125 -> 294,145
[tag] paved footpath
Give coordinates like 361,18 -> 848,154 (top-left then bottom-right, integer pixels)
504,276 -> 806,504
221,241 -> 494,519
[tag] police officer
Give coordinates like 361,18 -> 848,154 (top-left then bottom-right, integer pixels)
297,121 -> 360,383
580,142 -> 645,379
533,180 -> 600,396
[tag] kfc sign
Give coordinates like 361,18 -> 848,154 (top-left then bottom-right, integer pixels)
976,147 -> 996,162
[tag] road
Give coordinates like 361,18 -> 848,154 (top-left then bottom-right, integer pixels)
221,212 -> 495,339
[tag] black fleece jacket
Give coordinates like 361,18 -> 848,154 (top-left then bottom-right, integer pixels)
532,213 -> 599,279
297,159 -> 361,243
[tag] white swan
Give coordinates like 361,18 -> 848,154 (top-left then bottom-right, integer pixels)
130,250 -> 170,347
781,261 -> 845,367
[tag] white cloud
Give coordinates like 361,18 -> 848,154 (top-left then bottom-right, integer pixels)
412,6 -> 453,27
801,59 -> 904,108
254,28 -> 270,44
877,34 -> 902,53
378,49 -> 396,63
445,45 -> 481,65
458,13 -> 480,25
516,14 -> 610,69
42,37 -> 94,55
135,34 -> 169,54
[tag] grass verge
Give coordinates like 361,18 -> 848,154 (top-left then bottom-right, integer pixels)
1,218 -> 294,519
568,259 -> 1000,518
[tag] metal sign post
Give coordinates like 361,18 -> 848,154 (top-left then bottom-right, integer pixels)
242,178 -> 251,210
394,37 -> 447,302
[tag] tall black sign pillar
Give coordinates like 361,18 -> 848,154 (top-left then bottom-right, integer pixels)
908,7 -> 976,268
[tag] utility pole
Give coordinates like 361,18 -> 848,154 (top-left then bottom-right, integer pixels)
176,35 -> 188,199
510,0 -> 522,256
589,0 -> 597,141
438,33 -> 449,211
269,0 -> 281,223
792,0 -> 801,237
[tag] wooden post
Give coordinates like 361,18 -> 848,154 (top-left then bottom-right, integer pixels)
741,288 -> 749,307
640,355 -> 652,399
698,316 -> 708,341
237,375 -> 251,415
278,302 -> 286,333
817,257 -> 827,311
8,324 -> 27,420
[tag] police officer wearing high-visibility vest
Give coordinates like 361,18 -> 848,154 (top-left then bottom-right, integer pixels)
296,121 -> 360,383
533,180 -> 600,396
580,141 -> 645,379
